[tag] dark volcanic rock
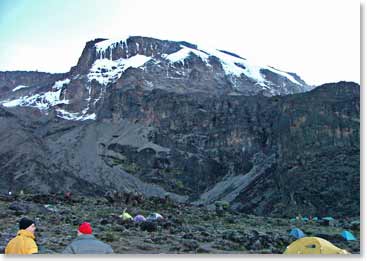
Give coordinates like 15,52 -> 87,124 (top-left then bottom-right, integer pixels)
140,221 -> 158,232
182,239 -> 200,251
9,201 -> 30,214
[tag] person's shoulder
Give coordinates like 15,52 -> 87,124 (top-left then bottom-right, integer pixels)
101,242 -> 114,252
24,236 -> 37,246
67,237 -> 83,247
96,239 -> 113,249
5,236 -> 17,247
7,235 -> 17,242
95,238 -> 109,245
102,241 -> 112,247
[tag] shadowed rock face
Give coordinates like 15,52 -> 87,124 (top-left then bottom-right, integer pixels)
0,81 -> 359,218
106,81 -> 359,217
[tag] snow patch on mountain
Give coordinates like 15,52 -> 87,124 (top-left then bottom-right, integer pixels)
12,85 -> 29,92
262,66 -> 302,85
87,55 -> 152,86
162,44 -> 269,86
95,36 -> 130,58
53,78 -> 71,90
162,45 -> 210,65
1,77 -> 95,121
211,49 -> 269,86
56,108 -> 96,121
1,78 -> 71,110
159,43 -> 303,87
92,36 -> 304,88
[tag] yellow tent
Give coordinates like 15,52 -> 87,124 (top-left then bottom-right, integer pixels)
120,212 -> 133,221
284,237 -> 349,254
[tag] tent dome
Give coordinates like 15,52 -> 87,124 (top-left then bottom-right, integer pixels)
341,230 -> 356,241
289,228 -> 305,239
284,237 -> 349,254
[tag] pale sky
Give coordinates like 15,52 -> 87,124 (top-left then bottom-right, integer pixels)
0,0 -> 360,86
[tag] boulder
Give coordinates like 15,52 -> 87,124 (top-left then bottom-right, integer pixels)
182,239 -> 199,251
252,239 -> 262,250
222,230 -> 244,243
140,221 -> 158,232
196,243 -> 215,253
8,201 -> 30,214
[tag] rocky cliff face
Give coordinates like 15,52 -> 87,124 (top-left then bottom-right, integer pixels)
103,81 -> 359,217
0,36 -> 359,218
0,81 -> 359,217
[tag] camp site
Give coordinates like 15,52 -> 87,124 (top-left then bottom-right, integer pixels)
0,193 -> 360,254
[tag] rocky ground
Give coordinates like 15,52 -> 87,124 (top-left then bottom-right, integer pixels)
0,194 -> 360,254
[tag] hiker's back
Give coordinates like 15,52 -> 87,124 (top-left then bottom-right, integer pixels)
63,235 -> 113,254
5,230 -> 38,255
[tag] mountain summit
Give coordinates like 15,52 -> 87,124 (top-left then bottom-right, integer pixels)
0,36 -> 310,121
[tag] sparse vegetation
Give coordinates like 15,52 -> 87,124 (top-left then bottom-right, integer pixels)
0,194 -> 359,254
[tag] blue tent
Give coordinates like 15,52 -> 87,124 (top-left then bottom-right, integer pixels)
290,218 -> 296,222
312,217 -> 318,221
301,217 -> 309,221
341,230 -> 356,241
322,217 -> 334,221
289,228 -> 305,239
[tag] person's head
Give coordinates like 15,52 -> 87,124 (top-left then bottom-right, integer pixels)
19,217 -> 36,234
77,222 -> 92,236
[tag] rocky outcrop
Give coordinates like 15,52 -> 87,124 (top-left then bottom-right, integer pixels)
70,38 -> 107,75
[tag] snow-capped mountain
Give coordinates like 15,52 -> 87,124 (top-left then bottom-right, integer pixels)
0,37 -> 359,217
0,36 -> 311,121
